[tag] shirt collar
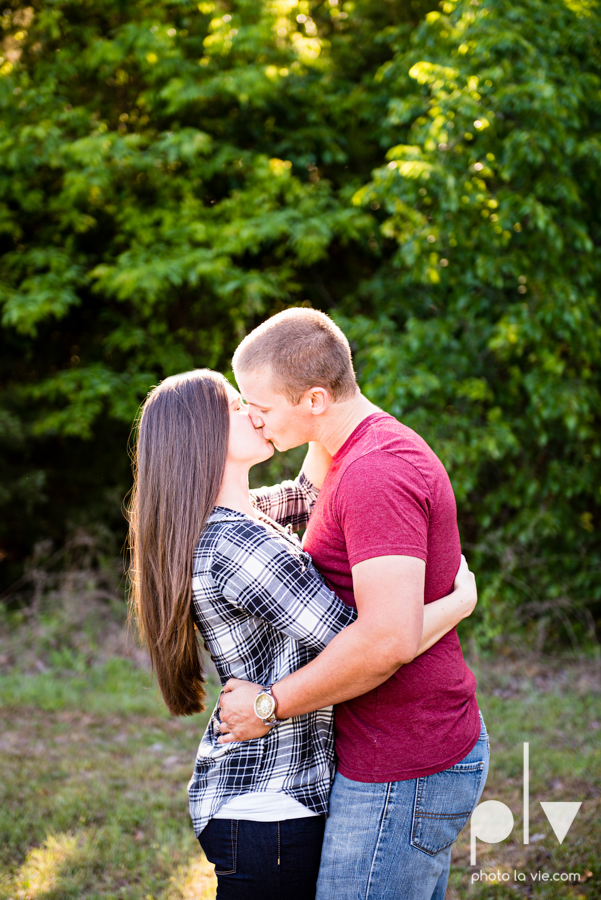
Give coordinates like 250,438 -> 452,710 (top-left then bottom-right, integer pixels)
206,506 -> 250,525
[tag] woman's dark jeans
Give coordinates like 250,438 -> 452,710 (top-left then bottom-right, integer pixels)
199,816 -> 325,900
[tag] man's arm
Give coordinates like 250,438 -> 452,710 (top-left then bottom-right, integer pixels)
218,555 -> 424,737
273,555 -> 424,715
217,554 -> 477,742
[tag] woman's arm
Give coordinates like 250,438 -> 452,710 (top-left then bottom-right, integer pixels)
300,442 -> 333,490
419,555 -> 477,654
250,443 -> 332,528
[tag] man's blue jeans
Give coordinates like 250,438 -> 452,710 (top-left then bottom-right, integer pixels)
316,713 -> 490,900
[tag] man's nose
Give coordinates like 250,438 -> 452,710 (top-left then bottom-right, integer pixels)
249,411 -> 264,428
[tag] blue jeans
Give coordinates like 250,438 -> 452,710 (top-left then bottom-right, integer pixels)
316,713 -> 490,900
198,815 -> 325,900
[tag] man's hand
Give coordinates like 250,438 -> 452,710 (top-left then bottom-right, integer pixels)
217,679 -> 272,744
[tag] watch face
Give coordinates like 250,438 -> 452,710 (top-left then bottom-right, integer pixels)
255,693 -> 275,719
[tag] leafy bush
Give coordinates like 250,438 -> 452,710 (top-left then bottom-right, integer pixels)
1,0 -> 600,648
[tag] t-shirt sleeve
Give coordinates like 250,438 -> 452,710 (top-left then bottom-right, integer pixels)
335,451 -> 431,568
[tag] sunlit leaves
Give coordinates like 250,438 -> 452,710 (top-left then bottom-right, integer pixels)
343,0 -> 601,642
0,0 -> 373,439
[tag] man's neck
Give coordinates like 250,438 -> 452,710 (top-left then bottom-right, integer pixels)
317,393 -> 381,457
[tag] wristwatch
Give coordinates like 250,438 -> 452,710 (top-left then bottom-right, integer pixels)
254,685 -> 279,727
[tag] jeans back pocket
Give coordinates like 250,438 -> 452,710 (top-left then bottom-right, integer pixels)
199,818 -> 238,875
410,760 -> 486,856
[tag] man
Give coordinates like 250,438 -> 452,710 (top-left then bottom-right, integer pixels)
218,308 -> 489,900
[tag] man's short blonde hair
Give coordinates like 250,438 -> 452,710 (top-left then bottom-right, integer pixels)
232,308 -> 358,405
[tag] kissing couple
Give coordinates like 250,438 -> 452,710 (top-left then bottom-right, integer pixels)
129,307 -> 489,900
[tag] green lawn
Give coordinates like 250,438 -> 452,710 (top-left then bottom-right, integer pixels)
1,654 -> 599,899
0,659 -> 220,900
449,657 -> 601,899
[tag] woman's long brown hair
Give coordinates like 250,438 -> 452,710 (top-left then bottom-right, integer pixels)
127,369 -> 230,716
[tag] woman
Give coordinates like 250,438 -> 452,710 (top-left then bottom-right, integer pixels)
128,368 -> 477,900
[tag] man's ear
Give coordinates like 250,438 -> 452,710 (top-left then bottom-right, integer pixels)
306,387 -> 329,415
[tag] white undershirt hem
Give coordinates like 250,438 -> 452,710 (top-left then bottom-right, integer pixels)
213,791 -> 319,822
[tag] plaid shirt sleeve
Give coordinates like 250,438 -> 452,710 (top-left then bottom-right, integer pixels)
210,516 -> 354,655
250,471 -> 319,530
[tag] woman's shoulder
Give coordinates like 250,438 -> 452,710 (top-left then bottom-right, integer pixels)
194,507 -> 302,573
201,507 -> 281,546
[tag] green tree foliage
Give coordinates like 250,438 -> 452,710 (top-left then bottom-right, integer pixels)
342,0 -> 601,644
1,0 -> 600,646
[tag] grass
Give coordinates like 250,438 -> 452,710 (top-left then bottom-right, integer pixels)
0,657 -> 220,900
1,583 -> 600,899
449,657 -> 601,899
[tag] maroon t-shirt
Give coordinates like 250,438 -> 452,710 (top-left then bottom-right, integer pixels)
303,411 -> 480,782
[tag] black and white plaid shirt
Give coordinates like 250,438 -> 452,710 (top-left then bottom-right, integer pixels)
187,473 -> 357,837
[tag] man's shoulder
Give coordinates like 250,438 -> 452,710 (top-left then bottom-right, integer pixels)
367,412 -> 433,453
339,412 -> 444,482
